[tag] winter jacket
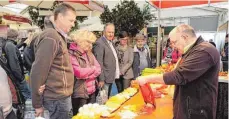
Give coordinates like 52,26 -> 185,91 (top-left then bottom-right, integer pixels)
23,38 -> 36,71
30,28 -> 74,108
69,43 -> 101,98
4,39 -> 24,82
163,36 -> 220,119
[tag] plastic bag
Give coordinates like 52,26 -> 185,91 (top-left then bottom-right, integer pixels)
139,83 -> 156,114
139,83 -> 156,106
24,99 -> 49,119
96,88 -> 108,105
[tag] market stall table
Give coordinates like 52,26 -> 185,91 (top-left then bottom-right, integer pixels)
107,91 -> 173,119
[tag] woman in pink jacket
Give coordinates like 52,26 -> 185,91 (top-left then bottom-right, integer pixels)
69,30 -> 101,115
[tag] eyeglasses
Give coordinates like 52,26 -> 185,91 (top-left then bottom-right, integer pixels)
170,39 -> 179,45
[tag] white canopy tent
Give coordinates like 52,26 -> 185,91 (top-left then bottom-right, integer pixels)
79,17 -> 104,31
146,0 -> 228,66
0,7 -> 37,30
80,22 -> 104,31
0,0 -> 104,17
148,5 -> 228,28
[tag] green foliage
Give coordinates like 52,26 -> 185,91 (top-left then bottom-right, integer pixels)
100,0 -> 153,36
28,1 -> 87,30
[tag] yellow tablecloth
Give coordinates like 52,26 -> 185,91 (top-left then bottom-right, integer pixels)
106,92 -> 173,119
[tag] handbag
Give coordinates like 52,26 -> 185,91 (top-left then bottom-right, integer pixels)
96,88 -> 108,105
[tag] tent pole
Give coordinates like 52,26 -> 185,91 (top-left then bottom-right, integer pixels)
156,1 -> 161,67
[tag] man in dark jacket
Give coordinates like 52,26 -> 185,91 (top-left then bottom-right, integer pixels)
30,3 -> 75,119
136,24 -> 220,119
4,29 -> 31,100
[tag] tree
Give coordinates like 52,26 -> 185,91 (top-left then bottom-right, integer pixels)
28,1 -> 87,30
100,0 -> 153,36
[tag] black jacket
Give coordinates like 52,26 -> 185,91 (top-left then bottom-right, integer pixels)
23,37 -> 37,71
164,37 -> 220,119
4,39 -> 24,82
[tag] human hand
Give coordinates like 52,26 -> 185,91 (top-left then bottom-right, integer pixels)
136,76 -> 147,86
120,72 -> 124,76
35,107 -> 44,117
221,51 -> 226,57
131,80 -> 139,88
38,85 -> 45,95
98,81 -> 104,88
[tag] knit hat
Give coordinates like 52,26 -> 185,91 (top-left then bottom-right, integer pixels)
134,33 -> 145,41
7,29 -> 18,39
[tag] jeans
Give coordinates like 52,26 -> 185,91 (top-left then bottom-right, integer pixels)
72,93 -> 96,115
103,83 -> 112,98
43,97 -> 72,119
17,80 -> 31,100
222,61 -> 228,71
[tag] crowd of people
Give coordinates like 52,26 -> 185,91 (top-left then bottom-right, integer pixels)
0,3 -> 228,119
0,3 -> 153,119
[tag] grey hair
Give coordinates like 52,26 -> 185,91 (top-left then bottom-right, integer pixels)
103,23 -> 115,31
7,29 -> 18,39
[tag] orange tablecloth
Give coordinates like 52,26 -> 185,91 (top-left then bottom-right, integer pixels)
108,92 -> 173,119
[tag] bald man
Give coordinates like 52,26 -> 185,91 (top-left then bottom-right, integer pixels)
136,24 -> 220,119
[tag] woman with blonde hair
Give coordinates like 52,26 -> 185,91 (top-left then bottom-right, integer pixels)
69,30 -> 101,115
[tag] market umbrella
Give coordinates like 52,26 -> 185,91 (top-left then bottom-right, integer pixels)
149,0 -> 228,66
0,7 -> 33,38
0,0 -> 104,13
0,7 -> 31,25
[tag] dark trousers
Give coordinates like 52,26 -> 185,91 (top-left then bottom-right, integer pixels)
222,61 -> 228,71
6,110 -> 17,119
72,92 -> 96,115
43,97 -> 72,119
115,76 -> 131,93
104,83 -> 113,97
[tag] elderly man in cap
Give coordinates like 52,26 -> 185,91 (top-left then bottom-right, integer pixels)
3,29 -> 31,100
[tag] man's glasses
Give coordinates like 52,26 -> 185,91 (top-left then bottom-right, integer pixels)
170,39 -> 178,45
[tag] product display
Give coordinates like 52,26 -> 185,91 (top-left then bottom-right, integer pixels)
72,87 -> 138,119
